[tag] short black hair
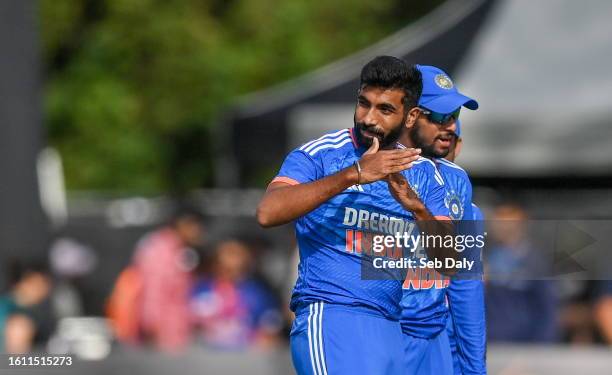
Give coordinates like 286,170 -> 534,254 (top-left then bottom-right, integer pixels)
6,259 -> 49,286
359,56 -> 422,109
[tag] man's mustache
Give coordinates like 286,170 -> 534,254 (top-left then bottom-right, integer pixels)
357,123 -> 385,137
436,132 -> 456,141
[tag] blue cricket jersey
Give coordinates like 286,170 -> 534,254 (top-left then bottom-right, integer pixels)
272,128 -> 449,320
400,158 -> 473,338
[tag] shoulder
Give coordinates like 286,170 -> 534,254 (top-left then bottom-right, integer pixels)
410,157 -> 444,186
412,156 -> 437,169
436,159 -> 472,191
296,128 -> 353,157
436,158 -> 469,177
472,203 -> 484,220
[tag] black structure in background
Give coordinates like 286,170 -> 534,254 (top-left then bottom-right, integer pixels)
224,0 -> 497,187
0,0 -> 49,287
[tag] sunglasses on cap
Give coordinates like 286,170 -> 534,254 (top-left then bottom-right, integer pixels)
418,107 -> 460,125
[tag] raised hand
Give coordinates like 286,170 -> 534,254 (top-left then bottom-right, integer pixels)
386,172 -> 424,211
357,137 -> 421,184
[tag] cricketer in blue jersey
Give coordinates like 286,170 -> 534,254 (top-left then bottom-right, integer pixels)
399,65 -> 485,375
447,202 -> 486,375
257,56 -> 456,375
442,120 -> 487,375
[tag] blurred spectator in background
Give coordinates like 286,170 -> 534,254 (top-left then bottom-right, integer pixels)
48,237 -> 97,319
559,280 -> 598,344
0,261 -> 53,353
190,239 -> 282,350
593,281 -> 612,345
107,208 -> 204,352
485,204 -> 559,343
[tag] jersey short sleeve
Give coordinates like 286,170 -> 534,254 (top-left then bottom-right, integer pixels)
272,149 -> 323,185
421,164 -> 449,219
472,204 -> 484,221
463,179 -> 474,221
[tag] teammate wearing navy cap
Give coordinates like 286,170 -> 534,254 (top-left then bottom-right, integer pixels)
257,56 -> 455,375
399,65 -> 485,374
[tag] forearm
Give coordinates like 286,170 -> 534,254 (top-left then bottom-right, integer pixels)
257,167 -> 358,227
411,203 -> 457,273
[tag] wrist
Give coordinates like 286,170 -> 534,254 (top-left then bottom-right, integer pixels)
343,164 -> 360,187
353,160 -> 362,185
410,201 -> 429,218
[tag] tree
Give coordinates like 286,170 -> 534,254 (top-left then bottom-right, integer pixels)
40,0 -> 444,193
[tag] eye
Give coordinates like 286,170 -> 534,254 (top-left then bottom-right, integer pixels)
358,99 -> 370,108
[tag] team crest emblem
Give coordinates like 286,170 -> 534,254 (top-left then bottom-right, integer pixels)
434,74 -> 453,89
445,193 -> 463,220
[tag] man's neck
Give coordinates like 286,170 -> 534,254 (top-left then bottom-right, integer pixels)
397,133 -> 416,149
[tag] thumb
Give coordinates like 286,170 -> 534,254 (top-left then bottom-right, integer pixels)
364,137 -> 379,155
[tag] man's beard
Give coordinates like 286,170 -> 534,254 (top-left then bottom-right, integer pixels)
409,122 -> 450,158
353,114 -> 405,149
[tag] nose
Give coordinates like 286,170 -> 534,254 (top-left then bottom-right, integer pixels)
443,119 -> 457,133
363,108 -> 379,126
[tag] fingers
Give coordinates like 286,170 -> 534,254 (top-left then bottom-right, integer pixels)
385,154 -> 419,172
387,173 -> 417,198
364,137 -> 379,155
362,147 -> 420,162
389,154 -> 421,167
362,154 -> 417,177
380,148 -> 421,160
381,149 -> 420,173
386,164 -> 414,174
359,145 -> 420,183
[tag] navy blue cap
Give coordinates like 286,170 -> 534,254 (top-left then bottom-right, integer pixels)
416,65 -> 478,114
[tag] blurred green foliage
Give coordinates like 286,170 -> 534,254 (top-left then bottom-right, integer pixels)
40,0 -> 444,194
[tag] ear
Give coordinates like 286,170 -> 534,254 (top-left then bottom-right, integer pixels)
455,138 -> 463,159
405,107 -> 421,129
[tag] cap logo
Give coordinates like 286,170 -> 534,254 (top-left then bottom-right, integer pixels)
434,74 -> 453,89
